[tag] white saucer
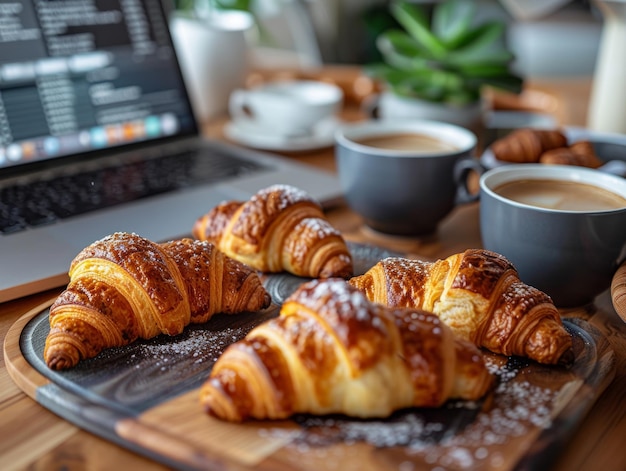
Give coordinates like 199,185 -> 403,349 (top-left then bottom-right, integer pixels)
224,117 -> 342,152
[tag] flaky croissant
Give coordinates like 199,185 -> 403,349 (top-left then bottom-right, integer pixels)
44,232 -> 271,370
200,278 -> 494,422
491,128 -> 567,163
349,249 -> 573,365
539,140 -> 603,168
192,184 -> 353,279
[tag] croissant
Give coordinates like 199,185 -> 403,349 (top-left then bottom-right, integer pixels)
200,278 -> 494,422
192,184 -> 353,279
44,232 -> 271,370
491,128 -> 567,163
539,140 -> 603,168
348,249 -> 573,365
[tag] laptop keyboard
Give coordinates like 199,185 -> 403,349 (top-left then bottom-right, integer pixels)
0,148 -> 267,234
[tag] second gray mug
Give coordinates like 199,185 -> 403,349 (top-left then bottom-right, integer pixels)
335,120 -> 477,236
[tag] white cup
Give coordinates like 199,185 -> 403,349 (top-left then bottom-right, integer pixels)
229,80 -> 343,136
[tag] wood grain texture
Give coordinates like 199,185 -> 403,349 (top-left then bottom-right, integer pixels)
28,430 -> 172,471
118,389 -> 297,470
552,292 -> 626,471
1,394 -> 77,471
611,261 -> 626,321
3,297 -> 55,399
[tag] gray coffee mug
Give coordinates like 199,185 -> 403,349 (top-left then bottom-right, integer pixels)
480,164 -> 626,307
335,120 -> 477,236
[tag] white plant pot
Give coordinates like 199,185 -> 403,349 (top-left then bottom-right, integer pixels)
369,91 -> 483,134
170,11 -> 253,122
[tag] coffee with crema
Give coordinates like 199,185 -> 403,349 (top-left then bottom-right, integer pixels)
356,133 -> 459,152
495,179 -> 626,211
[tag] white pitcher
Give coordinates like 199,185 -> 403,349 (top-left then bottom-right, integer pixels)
587,0 -> 626,133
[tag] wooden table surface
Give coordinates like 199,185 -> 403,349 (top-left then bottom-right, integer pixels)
2,69 -> 626,471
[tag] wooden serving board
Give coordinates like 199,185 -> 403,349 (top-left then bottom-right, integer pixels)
3,243 -> 617,471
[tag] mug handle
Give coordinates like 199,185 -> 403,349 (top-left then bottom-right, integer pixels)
228,89 -> 250,121
454,157 -> 486,204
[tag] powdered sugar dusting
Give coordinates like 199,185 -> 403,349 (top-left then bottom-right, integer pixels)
299,279 -> 377,322
257,184 -> 318,211
132,326 -> 243,369
83,310 -> 277,405
299,217 -> 341,238
258,354 -> 564,470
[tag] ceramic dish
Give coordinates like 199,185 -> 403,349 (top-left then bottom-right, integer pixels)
224,116 -> 343,152
481,126 -> 626,177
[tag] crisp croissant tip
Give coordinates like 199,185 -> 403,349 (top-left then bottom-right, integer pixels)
46,355 -> 76,371
262,292 -> 272,309
44,341 -> 80,370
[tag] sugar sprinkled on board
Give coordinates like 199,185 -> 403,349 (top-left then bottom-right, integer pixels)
258,354 -> 562,470
137,327 -> 238,363
105,312 -> 272,383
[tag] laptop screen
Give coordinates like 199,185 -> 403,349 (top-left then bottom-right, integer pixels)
0,0 -> 198,171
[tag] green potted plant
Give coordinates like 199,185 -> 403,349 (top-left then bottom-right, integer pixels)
366,0 -> 523,130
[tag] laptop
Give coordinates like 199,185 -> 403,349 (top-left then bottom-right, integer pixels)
0,0 -> 343,303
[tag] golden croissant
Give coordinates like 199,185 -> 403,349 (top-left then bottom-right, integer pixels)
44,232 -> 271,370
349,249 -> 573,365
539,140 -> 603,168
192,184 -> 353,279
200,278 -> 494,422
491,128 -> 567,163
